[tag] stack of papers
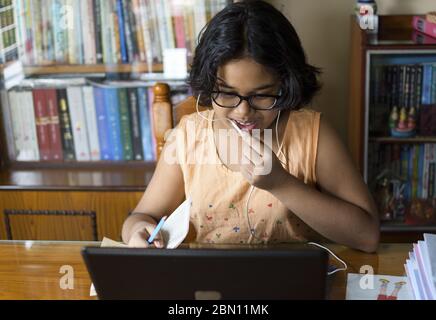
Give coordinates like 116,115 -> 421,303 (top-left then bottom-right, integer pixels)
404,233 -> 436,300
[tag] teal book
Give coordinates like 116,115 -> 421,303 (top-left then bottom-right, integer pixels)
104,88 -> 123,161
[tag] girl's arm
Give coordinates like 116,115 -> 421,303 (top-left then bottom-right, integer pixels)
241,117 -> 379,253
270,117 -> 379,253
121,145 -> 185,245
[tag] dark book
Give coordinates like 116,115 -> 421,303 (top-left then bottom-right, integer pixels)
121,0 -> 136,62
57,89 -> 76,161
404,65 -> 411,109
392,65 -> 400,108
429,162 -> 435,198
93,0 -> 103,64
127,0 -> 139,60
414,64 -> 423,109
408,65 -> 416,109
127,87 -> 144,161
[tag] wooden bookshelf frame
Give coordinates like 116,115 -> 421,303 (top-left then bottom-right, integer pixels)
348,15 -> 436,238
22,63 -> 164,76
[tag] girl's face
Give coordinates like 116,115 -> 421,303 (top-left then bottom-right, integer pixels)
212,57 -> 282,131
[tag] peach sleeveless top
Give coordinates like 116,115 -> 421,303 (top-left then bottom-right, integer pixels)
172,108 -> 322,244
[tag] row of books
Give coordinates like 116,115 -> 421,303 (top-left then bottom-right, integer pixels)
13,0 -> 230,66
370,63 -> 436,135
369,143 -> 436,201
0,0 -> 19,63
404,233 -> 436,300
5,84 -> 162,162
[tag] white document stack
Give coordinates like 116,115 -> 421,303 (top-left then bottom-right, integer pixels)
404,233 -> 436,300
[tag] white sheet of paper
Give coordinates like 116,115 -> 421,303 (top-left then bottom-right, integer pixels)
346,273 -> 413,300
161,197 -> 192,249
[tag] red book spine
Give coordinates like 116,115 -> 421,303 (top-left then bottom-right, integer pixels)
171,1 -> 186,48
412,16 -> 436,39
413,31 -> 436,44
32,89 -> 52,161
45,89 -> 64,161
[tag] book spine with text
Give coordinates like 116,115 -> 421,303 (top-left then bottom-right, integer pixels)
127,87 -> 143,160
118,88 -> 133,160
57,88 -> 76,160
67,87 -> 91,161
81,0 -> 97,64
93,86 -> 111,160
137,87 -> 153,161
82,86 -> 101,161
45,89 -> 64,161
93,0 -> 103,63
121,0 -> 135,62
18,90 -> 40,161
32,89 -> 52,161
104,87 -> 123,161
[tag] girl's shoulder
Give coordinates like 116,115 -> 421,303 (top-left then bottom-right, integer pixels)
287,107 -> 322,130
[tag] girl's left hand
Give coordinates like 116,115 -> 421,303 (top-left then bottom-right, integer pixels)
239,131 -> 289,191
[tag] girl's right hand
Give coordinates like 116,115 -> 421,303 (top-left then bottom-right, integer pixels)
127,220 -> 165,248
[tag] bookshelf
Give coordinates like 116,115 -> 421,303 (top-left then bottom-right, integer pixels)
0,0 -> 230,241
348,15 -> 436,242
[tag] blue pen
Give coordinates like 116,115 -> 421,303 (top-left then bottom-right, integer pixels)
147,216 -> 167,245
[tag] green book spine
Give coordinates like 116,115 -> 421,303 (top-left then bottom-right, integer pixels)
118,88 -> 133,160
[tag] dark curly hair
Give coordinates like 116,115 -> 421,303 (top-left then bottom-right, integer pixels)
187,0 -> 322,110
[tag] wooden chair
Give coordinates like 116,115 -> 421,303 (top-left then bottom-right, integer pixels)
152,83 -> 207,158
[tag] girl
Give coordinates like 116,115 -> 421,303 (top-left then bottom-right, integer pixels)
122,0 -> 380,252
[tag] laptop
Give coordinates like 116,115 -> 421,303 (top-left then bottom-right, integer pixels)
82,244 -> 328,300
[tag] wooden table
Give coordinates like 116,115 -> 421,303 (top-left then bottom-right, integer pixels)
0,241 -> 412,300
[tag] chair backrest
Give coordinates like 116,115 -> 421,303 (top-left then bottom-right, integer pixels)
152,83 -> 207,158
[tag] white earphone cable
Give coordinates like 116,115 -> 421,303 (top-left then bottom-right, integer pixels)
307,242 -> 348,275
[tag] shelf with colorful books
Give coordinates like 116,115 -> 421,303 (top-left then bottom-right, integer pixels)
366,52 -> 436,232
0,0 -> 230,188
0,78 -> 191,167
349,15 -> 436,240
13,0 -> 231,70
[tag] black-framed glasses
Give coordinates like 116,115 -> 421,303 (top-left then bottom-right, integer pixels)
211,90 -> 281,110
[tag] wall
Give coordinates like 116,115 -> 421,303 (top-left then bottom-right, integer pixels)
269,0 -> 436,143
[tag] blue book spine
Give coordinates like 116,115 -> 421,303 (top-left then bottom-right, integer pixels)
105,88 -> 123,161
93,87 -> 111,160
422,64 -> 433,105
116,0 -> 128,63
137,87 -> 154,161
